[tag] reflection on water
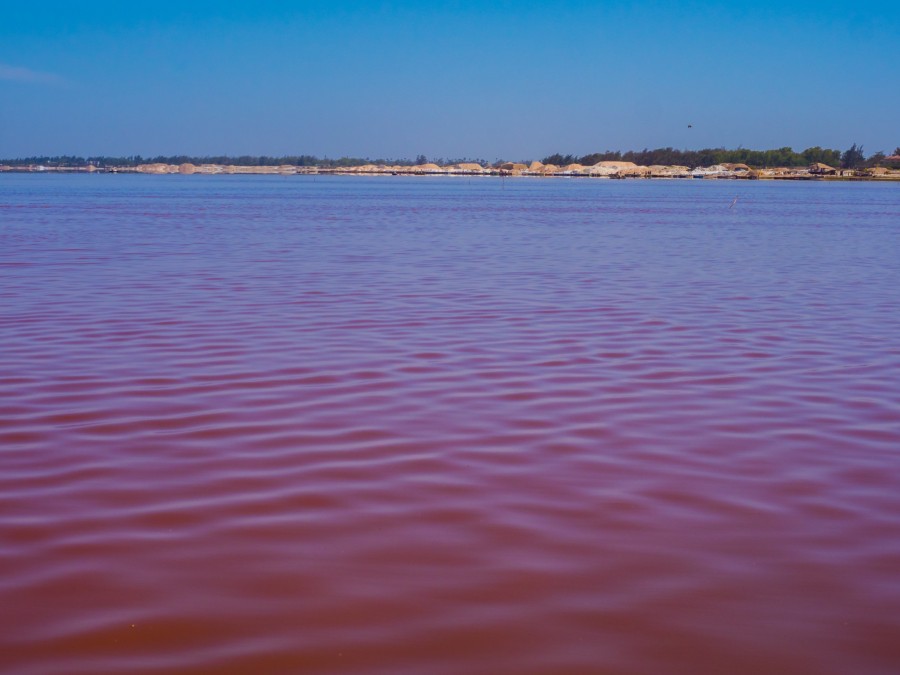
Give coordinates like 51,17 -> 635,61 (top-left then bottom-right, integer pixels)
2,175 -> 899,674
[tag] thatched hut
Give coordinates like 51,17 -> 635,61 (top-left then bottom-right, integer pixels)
808,162 -> 837,175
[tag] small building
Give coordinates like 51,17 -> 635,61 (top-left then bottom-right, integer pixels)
808,162 -> 837,175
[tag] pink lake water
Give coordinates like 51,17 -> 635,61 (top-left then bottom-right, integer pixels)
1,174 -> 899,674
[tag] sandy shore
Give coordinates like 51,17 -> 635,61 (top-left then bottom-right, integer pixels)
2,161 -> 898,180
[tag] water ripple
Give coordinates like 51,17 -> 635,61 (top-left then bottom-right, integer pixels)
2,176 -> 899,674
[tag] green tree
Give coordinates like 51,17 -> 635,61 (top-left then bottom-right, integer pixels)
841,143 -> 865,169
542,153 -> 578,165
867,151 -> 886,167
801,146 -> 840,167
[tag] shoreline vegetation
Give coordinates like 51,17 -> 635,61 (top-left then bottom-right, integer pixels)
3,146 -> 899,181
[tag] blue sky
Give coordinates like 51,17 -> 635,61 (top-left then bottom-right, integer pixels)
1,1 -> 897,161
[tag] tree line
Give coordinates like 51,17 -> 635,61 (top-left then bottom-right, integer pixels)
2,146 -> 897,170
541,145 -> 899,170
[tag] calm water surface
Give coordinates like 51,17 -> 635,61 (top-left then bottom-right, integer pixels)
2,175 -> 899,674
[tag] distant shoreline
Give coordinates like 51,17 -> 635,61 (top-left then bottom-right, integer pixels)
2,161 -> 899,181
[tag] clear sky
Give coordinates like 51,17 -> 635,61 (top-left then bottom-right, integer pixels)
1,1 -> 897,161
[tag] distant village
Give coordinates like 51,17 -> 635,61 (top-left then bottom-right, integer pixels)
3,159 -> 900,180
